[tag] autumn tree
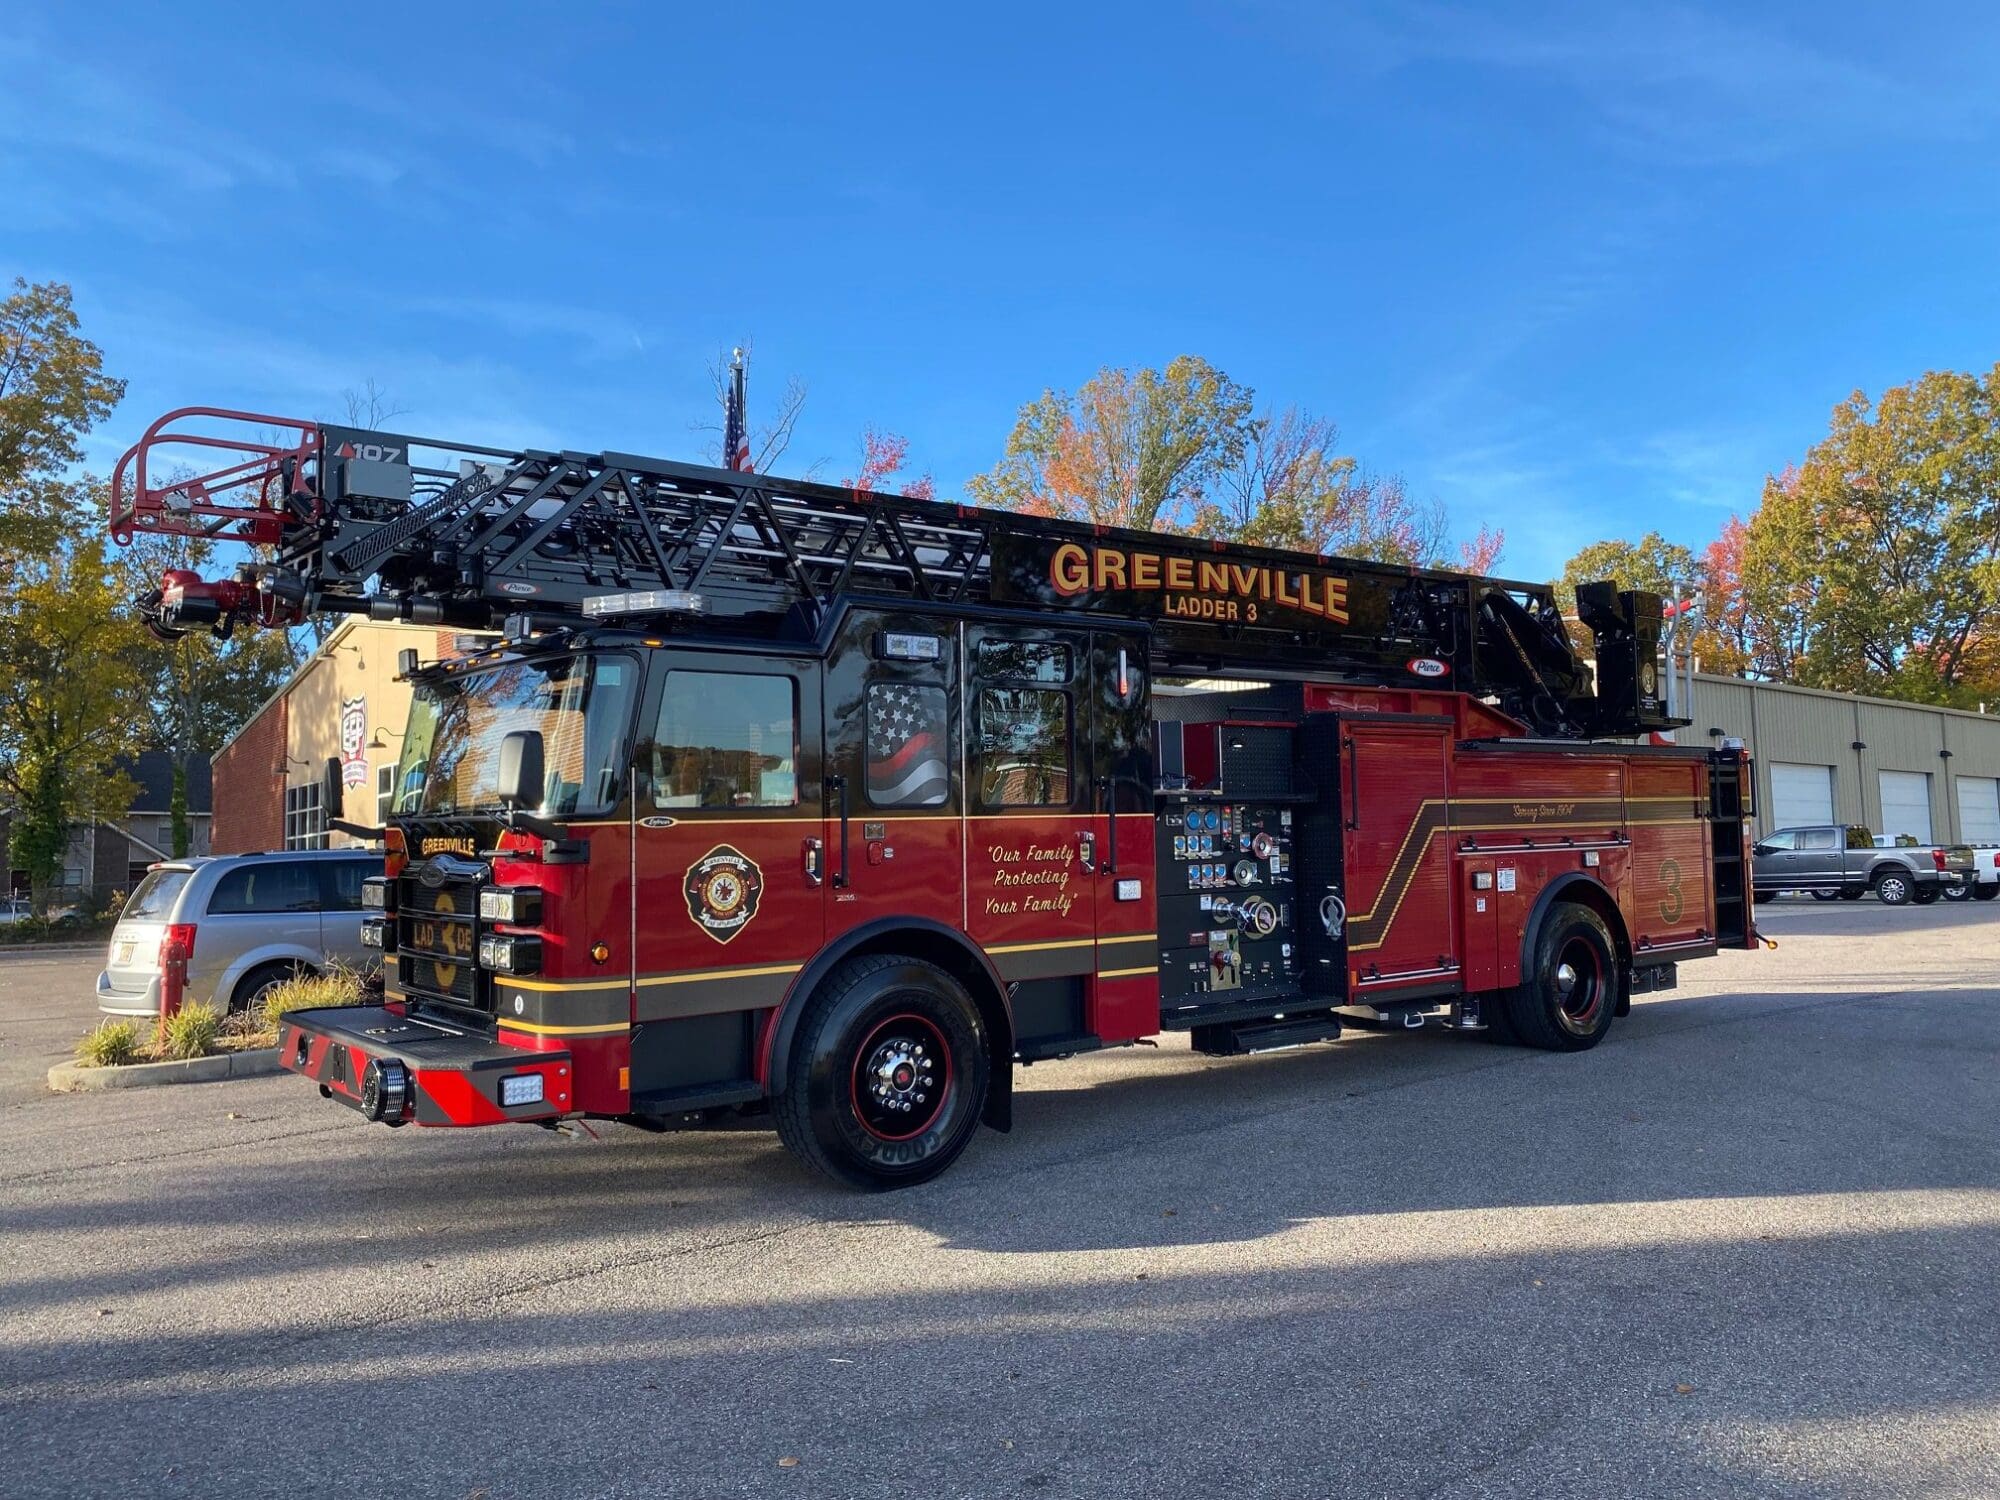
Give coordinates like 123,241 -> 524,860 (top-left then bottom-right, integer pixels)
971,358 -> 1494,568
1742,366 -> 2000,706
0,279 -> 124,501
120,530 -> 293,855
846,428 -> 935,499
0,484 -> 149,910
968,357 -> 1255,530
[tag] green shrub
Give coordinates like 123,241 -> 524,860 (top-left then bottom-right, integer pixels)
159,1002 -> 223,1061
74,1020 -> 143,1068
257,965 -> 370,1029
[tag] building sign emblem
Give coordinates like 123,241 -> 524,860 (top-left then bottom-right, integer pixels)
684,844 -> 764,945
339,696 -> 369,788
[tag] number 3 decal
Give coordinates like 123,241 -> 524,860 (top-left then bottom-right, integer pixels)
1659,859 -> 1683,923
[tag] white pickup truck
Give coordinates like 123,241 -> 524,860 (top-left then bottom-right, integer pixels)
1944,845 -> 2000,902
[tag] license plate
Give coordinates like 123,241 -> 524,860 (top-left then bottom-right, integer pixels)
114,942 -> 133,965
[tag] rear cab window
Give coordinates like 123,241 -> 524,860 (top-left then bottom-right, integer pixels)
121,868 -> 191,921
205,861 -> 320,915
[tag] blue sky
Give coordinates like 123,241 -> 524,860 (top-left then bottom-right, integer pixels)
6,1 -> 1998,579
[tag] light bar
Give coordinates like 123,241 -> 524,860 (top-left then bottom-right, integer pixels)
582,589 -> 704,618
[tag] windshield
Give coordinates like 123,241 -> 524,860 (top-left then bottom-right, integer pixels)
395,653 -> 640,818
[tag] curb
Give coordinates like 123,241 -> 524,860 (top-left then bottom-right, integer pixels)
48,1049 -> 282,1093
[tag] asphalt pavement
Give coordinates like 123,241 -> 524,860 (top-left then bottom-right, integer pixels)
1,900 -> 1996,1498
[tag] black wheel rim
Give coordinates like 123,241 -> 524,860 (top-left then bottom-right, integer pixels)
851,1013 -> 950,1142
1552,937 -> 1606,1035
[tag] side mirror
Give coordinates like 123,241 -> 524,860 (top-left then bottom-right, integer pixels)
323,756 -> 343,815
496,730 -> 544,812
1751,843 -> 1774,856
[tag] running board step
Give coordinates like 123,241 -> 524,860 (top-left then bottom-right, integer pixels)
1190,1012 -> 1343,1057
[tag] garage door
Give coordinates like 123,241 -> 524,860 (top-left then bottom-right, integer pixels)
1958,776 -> 2000,844
1768,762 -> 1835,831
1878,770 -> 1933,844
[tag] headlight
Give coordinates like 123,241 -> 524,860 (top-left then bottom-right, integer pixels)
360,917 -> 388,950
361,877 -> 394,911
478,886 -> 543,925
478,934 -> 542,975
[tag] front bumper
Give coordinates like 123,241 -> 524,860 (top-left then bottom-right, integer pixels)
280,1005 -> 572,1127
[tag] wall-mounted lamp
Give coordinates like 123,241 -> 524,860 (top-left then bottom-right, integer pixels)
1940,749 -> 1954,759
369,727 -> 405,751
1706,727 -> 1725,738
1851,741 -> 1867,751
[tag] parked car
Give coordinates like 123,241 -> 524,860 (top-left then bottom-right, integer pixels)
1751,824 -> 1965,906
1943,845 -> 2000,901
96,851 -> 382,1018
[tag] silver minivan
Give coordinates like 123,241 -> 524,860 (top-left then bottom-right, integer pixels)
97,851 -> 383,1017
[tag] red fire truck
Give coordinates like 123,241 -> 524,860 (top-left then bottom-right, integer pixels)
112,407 -> 1756,1189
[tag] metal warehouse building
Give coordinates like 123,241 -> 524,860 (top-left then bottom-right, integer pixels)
1686,674 -> 2000,845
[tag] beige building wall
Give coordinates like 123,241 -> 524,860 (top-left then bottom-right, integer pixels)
1688,674 -> 2000,841
282,620 -> 438,847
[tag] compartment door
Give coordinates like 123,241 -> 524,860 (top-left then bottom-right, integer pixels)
1340,722 -> 1458,995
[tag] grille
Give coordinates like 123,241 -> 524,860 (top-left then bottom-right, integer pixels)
396,877 -> 483,1007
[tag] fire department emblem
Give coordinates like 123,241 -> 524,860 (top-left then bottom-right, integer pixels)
684,845 -> 764,945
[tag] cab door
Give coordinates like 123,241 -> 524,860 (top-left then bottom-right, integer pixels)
630,651 -> 825,1047
963,624 -> 1098,1017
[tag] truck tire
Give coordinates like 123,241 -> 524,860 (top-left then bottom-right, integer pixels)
1840,886 -> 1866,900
1752,890 -> 1774,905
1913,883 -> 1940,906
1942,881 -> 1971,902
1809,889 -> 1840,902
774,954 -> 989,1192
1874,870 -> 1913,906
1974,884 -> 1999,902
1502,903 -> 1619,1052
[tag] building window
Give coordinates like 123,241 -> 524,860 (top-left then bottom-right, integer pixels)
377,763 -> 394,826
283,783 -> 327,850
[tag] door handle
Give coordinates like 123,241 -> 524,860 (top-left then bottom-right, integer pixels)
1097,775 -> 1117,876
803,837 -> 823,887
1344,737 -> 1360,831
1078,830 -> 1096,873
829,776 -> 850,889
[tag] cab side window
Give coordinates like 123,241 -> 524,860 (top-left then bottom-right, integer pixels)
972,640 -> 1073,809
865,682 -> 949,808
652,672 -> 798,809
1800,827 -> 1838,850
1759,831 -> 1796,851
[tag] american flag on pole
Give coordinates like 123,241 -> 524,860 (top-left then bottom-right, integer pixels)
867,684 -> 949,807
723,348 -> 753,472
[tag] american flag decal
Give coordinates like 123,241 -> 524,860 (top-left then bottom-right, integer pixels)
867,684 -> 949,807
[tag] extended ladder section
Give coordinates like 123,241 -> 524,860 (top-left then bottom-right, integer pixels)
110,406 -> 1676,737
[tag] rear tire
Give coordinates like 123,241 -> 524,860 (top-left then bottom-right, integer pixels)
1974,884 -> 1999,902
1874,871 -> 1913,906
1752,890 -> 1775,905
1913,884 -> 1940,906
1839,886 -> 1865,900
1502,903 -> 1620,1052
230,961 -> 311,1015
774,954 -> 989,1191
1942,881 -> 1971,902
